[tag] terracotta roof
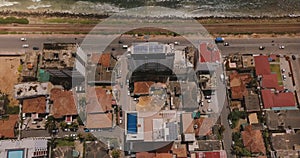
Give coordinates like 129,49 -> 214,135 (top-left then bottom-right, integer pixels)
182,112 -> 194,134
22,96 -> 46,114
172,144 -> 187,158
199,43 -> 220,63
229,71 -> 251,99
50,88 -> 77,118
99,53 -> 111,67
254,55 -> 271,75
242,125 -> 266,154
87,86 -> 112,113
86,113 -> 112,129
261,89 -> 296,108
0,114 -> 18,138
136,152 -> 156,158
154,153 -> 173,158
134,81 -> 155,95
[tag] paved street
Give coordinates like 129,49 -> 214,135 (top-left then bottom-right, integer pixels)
1,34 -> 300,56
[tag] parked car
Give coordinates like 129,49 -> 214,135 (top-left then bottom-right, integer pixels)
84,128 -> 90,132
279,45 -> 285,49
205,95 -> 211,99
33,46 -> 39,50
259,46 -> 265,50
228,120 -> 233,126
22,44 -> 29,48
292,55 -> 296,60
20,37 -> 26,41
215,37 -> 225,43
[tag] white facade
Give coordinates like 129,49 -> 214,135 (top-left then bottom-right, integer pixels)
0,138 -> 48,158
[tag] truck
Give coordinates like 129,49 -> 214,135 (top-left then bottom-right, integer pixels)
215,37 -> 225,43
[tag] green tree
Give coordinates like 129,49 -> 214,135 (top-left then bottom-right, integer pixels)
60,122 -> 67,130
71,122 -> 79,131
76,116 -> 84,125
111,149 -> 121,158
45,116 -> 56,135
85,133 -> 96,141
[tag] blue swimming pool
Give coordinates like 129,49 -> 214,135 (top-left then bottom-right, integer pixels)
7,149 -> 24,158
127,113 -> 137,134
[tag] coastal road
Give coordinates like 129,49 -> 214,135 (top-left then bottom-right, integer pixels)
0,34 -> 300,55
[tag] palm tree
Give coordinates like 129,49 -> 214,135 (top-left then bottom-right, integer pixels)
45,115 -> 56,135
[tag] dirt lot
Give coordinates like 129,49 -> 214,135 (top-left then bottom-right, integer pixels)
0,57 -> 20,106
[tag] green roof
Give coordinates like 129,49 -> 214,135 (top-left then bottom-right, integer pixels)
38,69 -> 50,82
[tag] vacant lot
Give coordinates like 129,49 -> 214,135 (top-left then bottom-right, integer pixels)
0,57 -> 20,106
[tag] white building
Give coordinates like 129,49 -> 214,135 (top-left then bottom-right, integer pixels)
0,138 -> 48,158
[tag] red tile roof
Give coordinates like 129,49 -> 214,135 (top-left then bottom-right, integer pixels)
254,56 -> 271,75
50,88 -> 77,118
136,152 -> 156,158
22,96 -> 46,114
91,53 -> 111,68
136,152 -> 173,158
194,151 -> 227,158
0,114 -> 18,138
261,89 -> 296,108
199,43 -> 220,63
205,152 -> 222,158
261,74 -> 283,90
154,153 -> 173,158
134,81 -> 155,95
172,145 -> 187,158
242,125 -> 266,154
87,86 -> 112,113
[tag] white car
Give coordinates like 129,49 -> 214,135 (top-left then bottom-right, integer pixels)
279,45 -> 285,49
174,41 -> 180,45
20,37 -> 26,41
22,44 -> 29,48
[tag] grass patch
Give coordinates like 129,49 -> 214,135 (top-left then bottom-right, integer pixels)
43,18 -> 100,24
270,64 -> 283,85
56,139 -> 75,147
0,17 -> 29,24
6,106 -> 19,114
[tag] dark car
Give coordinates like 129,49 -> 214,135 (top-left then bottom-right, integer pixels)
292,55 -> 296,60
84,128 -> 90,132
33,47 -> 39,50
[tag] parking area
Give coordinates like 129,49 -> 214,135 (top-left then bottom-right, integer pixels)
22,116 -> 46,130
290,54 -> 300,105
279,56 -> 294,91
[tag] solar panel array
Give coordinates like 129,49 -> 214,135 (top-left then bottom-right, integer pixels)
166,122 -> 178,141
133,42 -> 164,54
